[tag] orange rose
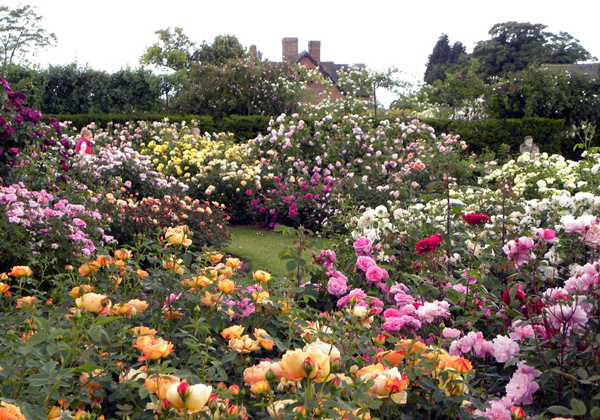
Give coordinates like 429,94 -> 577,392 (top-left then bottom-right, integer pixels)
68,284 -> 94,298
221,325 -> 245,339
218,279 -> 235,294
114,249 -> 132,260
135,335 -> 174,361
163,258 -> 185,275
8,266 -> 32,277
254,328 -> 274,351
76,293 -> 112,315
78,261 -> 101,276
131,326 -> 157,336
136,269 -> 149,278
249,380 -> 269,395
225,258 -> 242,269
0,401 -> 26,419
145,374 -> 180,399
112,302 -> 133,316
280,348 -> 329,382
16,296 -> 36,309
243,360 -> 275,385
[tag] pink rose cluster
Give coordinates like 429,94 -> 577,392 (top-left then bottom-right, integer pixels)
326,270 -> 349,297
312,249 -> 336,270
355,255 -> 389,289
336,288 -> 384,316
381,300 -> 450,334
561,214 -> 600,248
502,236 -> 536,268
353,236 -> 372,256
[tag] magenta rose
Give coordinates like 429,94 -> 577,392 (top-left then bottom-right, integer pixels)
462,212 -> 490,225
415,233 -> 443,255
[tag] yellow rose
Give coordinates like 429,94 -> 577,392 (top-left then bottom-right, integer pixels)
165,226 -> 192,246
167,383 -> 212,413
218,279 -> 235,294
253,270 -> 271,283
75,293 -> 111,315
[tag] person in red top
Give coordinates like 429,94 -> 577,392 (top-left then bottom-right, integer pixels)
75,127 -> 93,155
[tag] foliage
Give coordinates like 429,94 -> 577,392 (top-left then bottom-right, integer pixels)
174,56 -> 306,118
473,22 -> 595,80
484,67 -> 600,128
424,34 -> 469,85
422,117 -> 567,156
0,5 -> 56,70
139,27 -> 195,72
191,34 -> 247,66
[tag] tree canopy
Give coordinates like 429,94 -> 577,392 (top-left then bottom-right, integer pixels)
0,5 -> 56,72
424,34 -> 469,85
139,27 -> 195,72
473,22 -> 595,80
191,34 -> 247,66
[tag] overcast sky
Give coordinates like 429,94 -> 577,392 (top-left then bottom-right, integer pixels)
3,0 -> 600,106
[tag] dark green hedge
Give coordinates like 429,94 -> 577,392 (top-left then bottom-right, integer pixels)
422,117 -> 569,157
214,115 -> 271,141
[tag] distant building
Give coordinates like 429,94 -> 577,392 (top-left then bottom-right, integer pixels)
281,37 -> 369,104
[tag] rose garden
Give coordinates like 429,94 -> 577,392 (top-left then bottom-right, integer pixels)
1,73 -> 600,420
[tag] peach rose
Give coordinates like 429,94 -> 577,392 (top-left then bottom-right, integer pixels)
145,374 -> 180,399
134,335 -> 174,361
78,261 -> 101,277
225,258 -> 242,269
229,335 -> 261,354
128,299 -> 148,313
68,284 -> 93,299
16,296 -> 36,309
218,279 -> 235,294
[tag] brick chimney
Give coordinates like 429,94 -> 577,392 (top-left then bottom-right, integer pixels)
282,37 -> 298,61
308,40 -> 321,63
249,44 -> 257,58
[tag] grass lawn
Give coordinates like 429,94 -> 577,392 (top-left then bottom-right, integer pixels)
225,226 -> 312,280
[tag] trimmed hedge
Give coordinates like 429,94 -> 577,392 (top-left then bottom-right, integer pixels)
422,117 -> 569,157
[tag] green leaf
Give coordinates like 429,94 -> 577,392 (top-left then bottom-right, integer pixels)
41,360 -> 58,376
547,405 -> 573,416
27,332 -> 50,345
73,363 -> 104,373
35,317 -> 51,332
285,260 -> 297,272
570,398 -> 587,416
92,316 -> 120,327
272,224 -> 285,233
590,407 -> 600,419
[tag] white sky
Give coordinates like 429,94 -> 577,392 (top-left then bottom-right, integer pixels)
3,0 -> 600,107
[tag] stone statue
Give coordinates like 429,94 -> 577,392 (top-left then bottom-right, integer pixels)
520,136 -> 540,156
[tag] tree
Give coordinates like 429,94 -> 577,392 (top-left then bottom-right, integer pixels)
191,34 -> 247,66
0,5 -> 56,72
139,27 -> 195,72
473,22 -> 594,80
424,34 -> 469,84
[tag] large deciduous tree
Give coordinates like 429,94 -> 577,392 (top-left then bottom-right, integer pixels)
140,27 -> 195,72
191,34 -> 247,66
473,22 -> 594,80
0,5 -> 56,72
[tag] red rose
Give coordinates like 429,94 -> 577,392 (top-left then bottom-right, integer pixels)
462,212 -> 490,225
415,233 -> 443,255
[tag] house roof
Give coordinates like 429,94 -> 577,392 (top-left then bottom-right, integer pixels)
287,51 -> 369,97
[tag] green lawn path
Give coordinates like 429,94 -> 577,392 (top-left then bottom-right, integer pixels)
225,227 -> 312,281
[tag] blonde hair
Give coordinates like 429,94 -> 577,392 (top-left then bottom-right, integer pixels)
80,128 -> 92,137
